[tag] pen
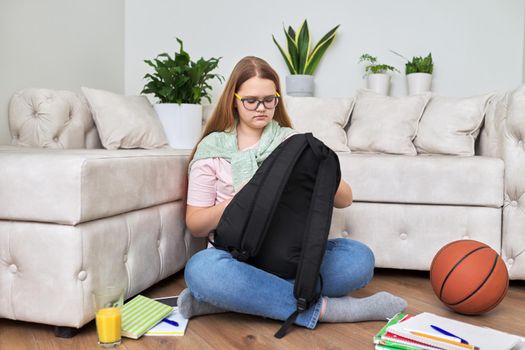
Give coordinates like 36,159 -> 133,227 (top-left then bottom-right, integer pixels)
162,319 -> 179,327
431,324 -> 469,344
409,330 -> 479,350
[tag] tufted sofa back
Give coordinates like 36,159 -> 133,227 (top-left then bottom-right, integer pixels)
8,89 -> 102,149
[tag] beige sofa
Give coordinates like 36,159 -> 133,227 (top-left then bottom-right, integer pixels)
0,89 -> 204,335
1,86 -> 524,335
334,88 -> 524,281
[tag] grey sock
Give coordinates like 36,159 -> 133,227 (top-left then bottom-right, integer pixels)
320,291 -> 407,323
177,288 -> 226,319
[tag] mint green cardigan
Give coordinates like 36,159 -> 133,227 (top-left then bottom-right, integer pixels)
189,120 -> 295,192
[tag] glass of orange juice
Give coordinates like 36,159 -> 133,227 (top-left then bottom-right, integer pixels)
92,287 -> 124,348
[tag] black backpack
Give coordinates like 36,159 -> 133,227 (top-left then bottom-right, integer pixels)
211,133 -> 341,338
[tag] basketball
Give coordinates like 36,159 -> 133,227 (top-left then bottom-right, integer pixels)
430,239 -> 509,314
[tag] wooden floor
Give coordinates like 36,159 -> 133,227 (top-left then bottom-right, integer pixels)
1,269 -> 524,350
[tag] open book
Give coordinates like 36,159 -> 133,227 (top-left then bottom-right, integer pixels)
385,312 -> 520,350
144,295 -> 189,336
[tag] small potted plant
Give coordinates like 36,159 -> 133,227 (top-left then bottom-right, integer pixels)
273,20 -> 339,96
358,53 -> 399,95
142,38 -> 223,149
391,51 -> 434,95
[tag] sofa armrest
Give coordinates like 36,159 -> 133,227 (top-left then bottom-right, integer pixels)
479,86 -> 525,279
8,88 -> 96,149
478,92 -> 508,159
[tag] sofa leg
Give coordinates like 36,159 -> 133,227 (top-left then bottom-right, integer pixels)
54,326 -> 79,338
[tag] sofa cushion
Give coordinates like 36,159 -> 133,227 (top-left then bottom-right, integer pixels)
81,87 -> 168,150
347,90 -> 431,155
414,93 -> 495,155
329,203 -> 501,270
0,148 -> 190,225
284,96 -> 354,152
338,153 -> 504,207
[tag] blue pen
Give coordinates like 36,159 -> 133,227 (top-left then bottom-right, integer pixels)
162,319 -> 179,327
431,325 -> 469,344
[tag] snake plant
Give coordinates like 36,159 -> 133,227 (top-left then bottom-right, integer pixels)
272,20 -> 339,75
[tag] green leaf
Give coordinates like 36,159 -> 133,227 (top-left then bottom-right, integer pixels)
287,26 -> 295,41
310,24 -> 339,59
358,53 -> 377,64
304,32 -> 336,75
283,27 -> 300,73
144,59 -> 158,69
296,20 -> 310,74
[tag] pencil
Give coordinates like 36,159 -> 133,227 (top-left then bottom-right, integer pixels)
409,330 -> 480,350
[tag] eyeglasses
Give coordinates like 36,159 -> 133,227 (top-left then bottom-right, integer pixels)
234,92 -> 280,111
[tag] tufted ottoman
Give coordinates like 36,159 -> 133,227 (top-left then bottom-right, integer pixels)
0,146 -> 204,333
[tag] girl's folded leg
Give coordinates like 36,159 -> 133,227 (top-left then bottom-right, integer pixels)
318,238 -> 407,322
183,248 -> 321,329
182,238 -> 406,328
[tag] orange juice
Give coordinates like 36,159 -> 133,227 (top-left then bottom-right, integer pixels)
96,307 -> 121,345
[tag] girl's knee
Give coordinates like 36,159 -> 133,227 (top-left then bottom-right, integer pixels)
184,249 -> 227,290
355,241 -> 375,270
349,240 -> 375,279
331,238 -> 375,267
331,239 -> 375,292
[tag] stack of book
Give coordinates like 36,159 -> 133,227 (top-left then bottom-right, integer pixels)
373,312 -> 521,350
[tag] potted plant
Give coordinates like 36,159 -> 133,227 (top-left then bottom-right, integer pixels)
273,20 -> 339,96
391,51 -> 434,95
358,53 -> 399,95
142,38 -> 223,149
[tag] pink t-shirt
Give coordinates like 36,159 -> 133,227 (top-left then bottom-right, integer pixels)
187,132 -> 297,207
187,142 -> 259,207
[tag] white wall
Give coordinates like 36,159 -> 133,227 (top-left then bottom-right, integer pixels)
1,1 -> 522,146
126,0 -> 524,103
0,0 -> 124,145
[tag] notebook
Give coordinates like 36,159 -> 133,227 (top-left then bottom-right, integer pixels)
144,307 -> 189,336
374,312 -> 441,350
386,312 -> 521,350
121,295 -> 174,339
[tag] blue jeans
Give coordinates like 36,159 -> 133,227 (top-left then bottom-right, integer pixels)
184,238 -> 375,329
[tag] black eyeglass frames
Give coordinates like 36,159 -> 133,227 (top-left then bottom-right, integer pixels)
234,92 -> 281,111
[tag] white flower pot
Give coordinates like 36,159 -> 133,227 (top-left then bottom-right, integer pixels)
367,73 -> 391,95
407,73 -> 432,95
286,75 -> 315,97
153,103 -> 203,149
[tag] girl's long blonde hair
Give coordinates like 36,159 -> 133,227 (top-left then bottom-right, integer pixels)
189,56 -> 293,161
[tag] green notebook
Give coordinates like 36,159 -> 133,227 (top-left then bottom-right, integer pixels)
121,295 -> 174,339
373,312 -> 421,350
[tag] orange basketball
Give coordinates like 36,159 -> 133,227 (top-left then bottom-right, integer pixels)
430,239 -> 509,315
